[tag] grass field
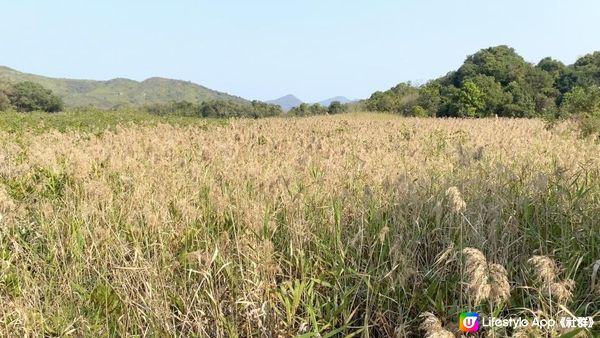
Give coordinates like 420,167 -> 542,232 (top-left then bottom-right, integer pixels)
0,110 -> 225,134
0,112 -> 598,337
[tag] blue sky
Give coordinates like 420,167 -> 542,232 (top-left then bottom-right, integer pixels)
1,1 -> 599,102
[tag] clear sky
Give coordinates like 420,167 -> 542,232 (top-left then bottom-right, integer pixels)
1,1 -> 599,102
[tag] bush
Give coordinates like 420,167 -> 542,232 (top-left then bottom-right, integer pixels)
412,105 -> 428,117
7,81 -> 64,112
575,114 -> 600,139
560,85 -> 600,117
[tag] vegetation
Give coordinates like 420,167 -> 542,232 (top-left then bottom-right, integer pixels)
0,113 -> 597,337
365,46 -> 600,119
3,81 -> 64,112
0,45 -> 599,336
366,82 -> 422,116
289,103 -> 326,116
0,66 -> 246,109
146,100 -> 283,118
288,101 -> 348,116
327,100 -> 347,114
0,109 -> 225,134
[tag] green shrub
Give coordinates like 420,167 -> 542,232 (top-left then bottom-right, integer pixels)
7,81 -> 64,112
576,114 -> 600,139
560,86 -> 600,116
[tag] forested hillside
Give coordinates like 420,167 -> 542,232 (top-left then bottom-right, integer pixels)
365,46 -> 600,118
0,66 -> 246,108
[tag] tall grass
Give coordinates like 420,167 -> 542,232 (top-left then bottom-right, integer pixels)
0,109 -> 225,134
0,113 -> 598,337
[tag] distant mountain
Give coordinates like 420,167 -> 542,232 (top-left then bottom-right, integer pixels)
268,94 -> 354,111
0,66 -> 246,108
267,94 -> 303,111
318,96 -> 351,106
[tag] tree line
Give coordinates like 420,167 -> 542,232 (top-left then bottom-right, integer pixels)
145,100 -> 285,118
0,80 -> 349,117
288,101 -> 347,116
147,100 -> 349,118
2,45 -> 599,119
364,45 -> 600,118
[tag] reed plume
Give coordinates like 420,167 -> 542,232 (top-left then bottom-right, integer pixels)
528,255 -> 576,305
445,186 -> 466,214
419,312 -> 455,338
462,248 -> 510,304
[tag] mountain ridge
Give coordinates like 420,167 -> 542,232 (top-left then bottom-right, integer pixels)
0,66 -> 247,108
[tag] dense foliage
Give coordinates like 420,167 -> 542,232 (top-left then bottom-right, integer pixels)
365,46 -> 600,118
0,81 -> 64,112
289,101 -> 348,116
146,99 -> 283,118
149,99 -> 348,118
289,103 -> 326,116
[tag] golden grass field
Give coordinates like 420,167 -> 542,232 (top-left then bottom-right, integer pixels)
0,113 -> 598,337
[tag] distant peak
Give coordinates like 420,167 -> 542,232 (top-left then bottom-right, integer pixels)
317,96 -> 351,106
267,94 -> 304,111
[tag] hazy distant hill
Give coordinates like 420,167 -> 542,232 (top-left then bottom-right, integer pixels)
268,94 -> 353,111
318,96 -> 351,106
0,66 -> 246,108
267,94 -> 303,111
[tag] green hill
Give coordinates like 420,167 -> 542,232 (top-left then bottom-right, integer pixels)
364,46 -> 600,118
0,66 -> 247,108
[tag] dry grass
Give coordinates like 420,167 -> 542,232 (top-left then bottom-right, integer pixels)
0,113 -> 598,337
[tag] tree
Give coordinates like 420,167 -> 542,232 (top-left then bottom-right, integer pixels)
537,57 -> 566,81
328,101 -> 346,114
469,75 -> 511,116
557,52 -> 600,96
365,82 -> 420,115
8,81 -> 64,112
309,103 -> 326,115
572,52 -> 600,86
250,100 -> 283,117
363,45 -> 600,119
456,45 -> 529,86
290,103 -> 310,116
456,80 -> 484,117
502,81 -> 535,117
560,86 -> 600,116
416,82 -> 442,116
